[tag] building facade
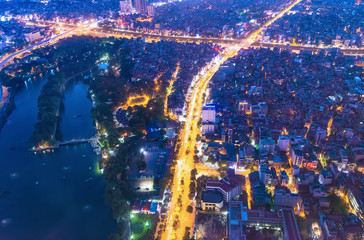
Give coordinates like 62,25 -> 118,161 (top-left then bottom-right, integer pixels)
120,0 -> 132,14
274,189 -> 300,208
202,104 -> 216,123
201,190 -> 224,211
135,0 -> 147,14
147,5 -> 154,16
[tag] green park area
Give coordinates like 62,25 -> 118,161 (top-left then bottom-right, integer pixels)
130,213 -> 158,240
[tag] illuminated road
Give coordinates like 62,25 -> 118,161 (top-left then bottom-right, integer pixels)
1,0 -> 357,238
253,42 -> 364,55
0,1 -> 317,239
69,28 -> 364,55
0,28 -> 77,71
0,21 -> 100,71
29,20 -> 241,44
161,1 -> 303,239
25,15 -> 364,56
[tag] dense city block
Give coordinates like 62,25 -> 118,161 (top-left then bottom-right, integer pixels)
0,0 -> 364,240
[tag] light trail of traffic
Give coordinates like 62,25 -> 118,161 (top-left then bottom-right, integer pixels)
161,1 -> 303,239
0,28 -> 79,71
24,0 -> 364,56
21,14 -> 364,57
0,20 -> 101,71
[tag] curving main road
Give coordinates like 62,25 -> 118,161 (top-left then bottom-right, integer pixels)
0,29 -> 77,71
161,1 -> 303,239
26,19 -> 364,56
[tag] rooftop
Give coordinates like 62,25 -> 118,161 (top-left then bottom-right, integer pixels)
201,190 -> 224,203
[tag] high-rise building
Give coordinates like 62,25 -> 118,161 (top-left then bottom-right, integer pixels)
120,0 -> 132,14
147,5 -> 155,16
135,0 -> 147,14
202,104 -> 216,123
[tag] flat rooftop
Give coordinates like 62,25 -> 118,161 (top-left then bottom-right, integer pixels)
282,209 -> 301,240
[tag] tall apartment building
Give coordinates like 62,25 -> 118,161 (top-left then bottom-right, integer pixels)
120,0 -> 132,14
147,5 -> 154,16
202,104 -> 216,123
135,0 -> 147,14
202,104 -> 216,134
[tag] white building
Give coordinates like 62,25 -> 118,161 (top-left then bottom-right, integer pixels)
0,41 -> 7,50
25,32 -> 42,42
202,104 -> 216,123
278,135 -> 290,152
206,169 -> 243,201
291,146 -> 304,166
339,148 -> 349,168
274,189 -> 300,208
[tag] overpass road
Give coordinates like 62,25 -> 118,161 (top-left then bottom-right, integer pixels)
0,29 -> 77,70
21,19 -> 364,57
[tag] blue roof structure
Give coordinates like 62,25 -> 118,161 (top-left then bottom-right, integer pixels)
150,202 -> 158,213
203,104 -> 216,110
201,190 -> 223,203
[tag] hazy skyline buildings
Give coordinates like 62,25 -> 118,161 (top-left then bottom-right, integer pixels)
135,0 -> 147,14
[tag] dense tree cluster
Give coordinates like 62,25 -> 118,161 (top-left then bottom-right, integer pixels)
31,72 -> 65,144
189,168 -> 197,199
30,36 -> 104,145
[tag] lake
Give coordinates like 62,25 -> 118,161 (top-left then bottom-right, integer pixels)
0,79 -> 115,240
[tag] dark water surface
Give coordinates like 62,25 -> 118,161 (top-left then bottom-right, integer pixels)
0,80 -> 114,240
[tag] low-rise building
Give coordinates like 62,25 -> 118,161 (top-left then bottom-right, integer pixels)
206,169 -> 243,201
24,31 -> 42,42
258,163 -> 272,185
319,213 -> 339,240
291,146 -> 304,166
274,188 -> 300,209
278,135 -> 290,152
280,170 -> 289,186
319,169 -> 333,185
310,184 -> 328,198
201,190 -> 224,211
341,214 -> 364,240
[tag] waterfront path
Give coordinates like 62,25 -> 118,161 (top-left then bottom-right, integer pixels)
29,136 -> 99,152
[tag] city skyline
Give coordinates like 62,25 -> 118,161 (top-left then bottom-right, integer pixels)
0,0 -> 364,239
